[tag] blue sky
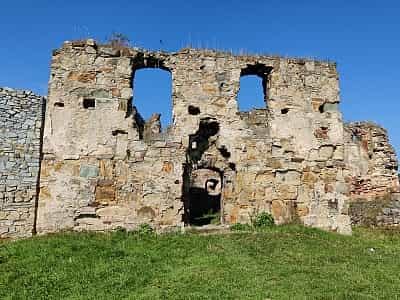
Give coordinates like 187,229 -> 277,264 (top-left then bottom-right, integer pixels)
0,0 -> 399,155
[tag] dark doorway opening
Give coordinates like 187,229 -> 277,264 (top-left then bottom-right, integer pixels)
188,187 -> 221,226
182,118 -> 226,226
184,167 -> 223,226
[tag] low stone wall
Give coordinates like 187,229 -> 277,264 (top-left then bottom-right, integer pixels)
349,193 -> 400,226
0,88 -> 45,238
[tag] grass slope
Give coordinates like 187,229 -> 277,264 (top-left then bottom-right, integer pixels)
1,226 -> 400,299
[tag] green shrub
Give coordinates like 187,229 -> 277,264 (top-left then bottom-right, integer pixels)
137,223 -> 154,235
230,223 -> 253,231
252,212 -> 274,229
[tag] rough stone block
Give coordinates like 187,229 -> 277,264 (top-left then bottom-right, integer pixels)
95,185 -> 115,202
80,165 -> 99,178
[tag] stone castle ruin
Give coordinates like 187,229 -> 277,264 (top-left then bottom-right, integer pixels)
1,39 -> 399,238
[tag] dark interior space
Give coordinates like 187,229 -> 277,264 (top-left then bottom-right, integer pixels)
183,166 -> 223,226
187,186 -> 221,226
83,98 -> 95,109
183,118 -> 225,226
187,118 -> 220,164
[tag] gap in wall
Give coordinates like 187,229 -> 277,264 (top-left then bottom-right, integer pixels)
132,68 -> 173,131
237,75 -> 266,111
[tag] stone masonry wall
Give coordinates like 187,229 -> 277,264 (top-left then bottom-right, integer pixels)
36,39 -> 352,235
0,88 -> 44,238
344,122 -> 400,226
2,40 -> 400,238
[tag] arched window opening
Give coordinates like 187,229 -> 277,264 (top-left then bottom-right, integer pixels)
132,68 -> 172,137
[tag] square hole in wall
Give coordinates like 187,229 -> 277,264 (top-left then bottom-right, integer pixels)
83,98 -> 96,109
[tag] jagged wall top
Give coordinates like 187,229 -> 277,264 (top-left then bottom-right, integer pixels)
37,38 -> 350,235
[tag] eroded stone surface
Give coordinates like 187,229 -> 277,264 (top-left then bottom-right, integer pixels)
1,39 -> 399,238
36,40 -> 354,235
344,122 -> 400,225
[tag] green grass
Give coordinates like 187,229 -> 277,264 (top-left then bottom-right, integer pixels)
1,226 -> 400,299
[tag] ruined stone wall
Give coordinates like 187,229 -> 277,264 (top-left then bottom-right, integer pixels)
0,88 -> 44,238
1,40 -> 399,238
344,122 -> 400,225
37,40 -> 184,233
36,39 -> 352,234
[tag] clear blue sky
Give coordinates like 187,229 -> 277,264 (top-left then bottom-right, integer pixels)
0,0 -> 399,155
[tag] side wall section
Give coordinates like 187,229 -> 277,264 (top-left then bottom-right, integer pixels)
344,122 -> 400,226
0,88 -> 44,238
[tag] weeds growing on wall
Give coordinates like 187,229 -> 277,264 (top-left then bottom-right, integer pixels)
107,32 -> 131,49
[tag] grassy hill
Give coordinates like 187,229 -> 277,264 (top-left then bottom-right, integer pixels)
1,225 -> 400,299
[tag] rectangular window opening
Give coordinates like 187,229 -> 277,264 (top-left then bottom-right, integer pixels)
237,64 -> 272,112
